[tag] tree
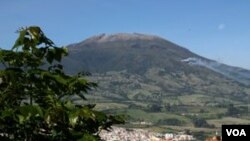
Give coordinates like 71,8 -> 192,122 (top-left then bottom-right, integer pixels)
192,117 -> 214,128
0,26 -> 124,141
157,118 -> 183,126
147,103 -> 162,112
226,104 -> 240,117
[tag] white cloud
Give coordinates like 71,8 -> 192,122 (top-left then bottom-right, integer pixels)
218,24 -> 225,30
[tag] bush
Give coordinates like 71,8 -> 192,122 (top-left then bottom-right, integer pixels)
192,117 -> 215,128
0,26 -> 124,141
226,104 -> 240,117
147,104 -> 162,112
157,118 -> 184,126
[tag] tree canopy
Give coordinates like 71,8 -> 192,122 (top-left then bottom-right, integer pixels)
0,26 -> 124,141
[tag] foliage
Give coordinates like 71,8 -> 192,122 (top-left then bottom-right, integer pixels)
226,104 -> 240,117
192,117 -> 214,128
157,118 -> 184,126
147,103 -> 162,112
0,26 -> 124,141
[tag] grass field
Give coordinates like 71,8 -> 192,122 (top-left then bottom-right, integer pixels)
207,117 -> 250,128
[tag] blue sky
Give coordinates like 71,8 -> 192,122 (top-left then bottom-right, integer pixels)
0,0 -> 249,69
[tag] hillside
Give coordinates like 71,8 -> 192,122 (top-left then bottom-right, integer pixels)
64,33 -> 202,74
62,33 -> 250,139
64,33 -> 250,85
63,33 -> 249,101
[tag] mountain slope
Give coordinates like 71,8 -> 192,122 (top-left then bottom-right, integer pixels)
64,33 -> 197,74
63,33 -> 250,86
182,57 -> 250,85
62,33 -> 250,127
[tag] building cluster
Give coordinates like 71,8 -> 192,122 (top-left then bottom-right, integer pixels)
100,126 -> 195,141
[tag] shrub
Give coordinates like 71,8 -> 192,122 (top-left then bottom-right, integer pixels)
0,26 -> 124,141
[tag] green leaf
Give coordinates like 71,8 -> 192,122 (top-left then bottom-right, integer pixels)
12,28 -> 26,49
78,133 -> 98,141
46,49 -> 55,64
17,105 -> 43,122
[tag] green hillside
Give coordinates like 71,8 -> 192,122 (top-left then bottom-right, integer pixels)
62,33 -> 250,135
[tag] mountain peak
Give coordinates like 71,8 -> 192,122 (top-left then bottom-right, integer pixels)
64,33 -> 250,85
83,33 -> 162,43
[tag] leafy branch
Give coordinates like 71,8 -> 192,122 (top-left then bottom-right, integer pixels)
0,26 -> 124,141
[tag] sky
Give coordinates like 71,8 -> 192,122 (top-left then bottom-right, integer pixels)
0,0 -> 249,69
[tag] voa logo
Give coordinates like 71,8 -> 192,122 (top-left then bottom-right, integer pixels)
226,129 -> 246,137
